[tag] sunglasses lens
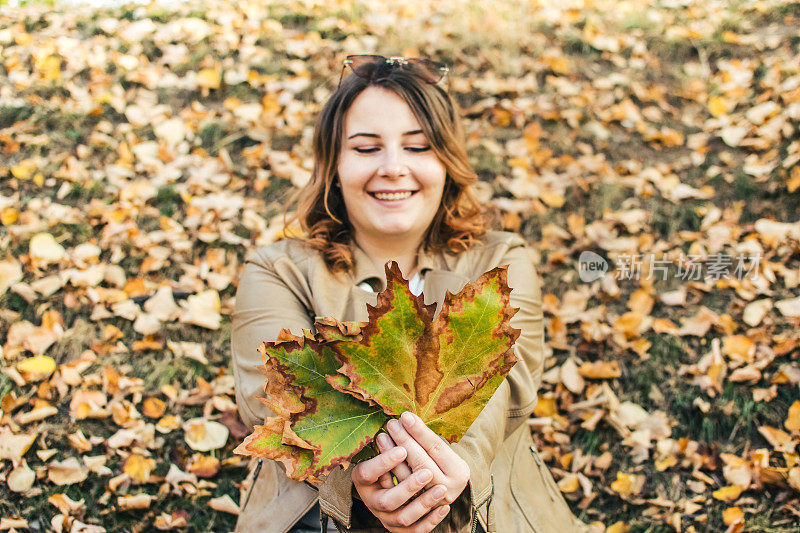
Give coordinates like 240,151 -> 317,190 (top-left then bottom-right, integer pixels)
347,55 -> 385,77
406,59 -> 447,83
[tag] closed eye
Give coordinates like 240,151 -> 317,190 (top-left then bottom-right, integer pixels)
353,146 -> 431,153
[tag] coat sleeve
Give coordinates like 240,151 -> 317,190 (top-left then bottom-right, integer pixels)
231,249 -> 315,431
447,241 -> 545,527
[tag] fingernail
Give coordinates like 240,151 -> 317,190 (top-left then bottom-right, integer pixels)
416,469 -> 431,483
440,505 -> 450,516
387,419 -> 400,432
376,433 -> 390,450
433,486 -> 446,499
401,411 -> 415,427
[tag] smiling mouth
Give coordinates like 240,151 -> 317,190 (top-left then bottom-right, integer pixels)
369,191 -> 416,201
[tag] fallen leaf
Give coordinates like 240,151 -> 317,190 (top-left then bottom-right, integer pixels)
7,461 -> 35,492
179,290 -> 222,330
117,494 -> 153,510
183,418 -> 229,451
785,401 -> 800,433
0,429 -> 37,466
208,494 -> 239,514
188,454 -> 220,478
48,457 -> 89,485
743,299 -> 772,327
712,484 -> 744,503
29,233 -> 65,264
142,397 -> 166,419
17,355 -> 56,382
0,257 -> 22,295
722,506 -> 744,526
611,471 -> 645,496
123,455 -> 156,483
578,360 -> 622,379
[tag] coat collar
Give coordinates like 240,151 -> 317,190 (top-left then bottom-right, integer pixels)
346,241 -> 471,320
349,240 -> 443,291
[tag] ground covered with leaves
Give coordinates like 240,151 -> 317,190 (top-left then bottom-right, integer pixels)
1,0 -> 799,531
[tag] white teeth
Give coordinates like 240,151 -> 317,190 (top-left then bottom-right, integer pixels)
373,191 -> 413,201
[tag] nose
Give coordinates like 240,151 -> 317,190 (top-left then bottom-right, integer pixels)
377,147 -> 408,178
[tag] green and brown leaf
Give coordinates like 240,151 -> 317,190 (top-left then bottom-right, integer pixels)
235,262 -> 519,481
319,262 -> 520,442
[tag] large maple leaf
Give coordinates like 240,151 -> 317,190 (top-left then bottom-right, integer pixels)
234,262 -> 520,482
318,262 -> 520,442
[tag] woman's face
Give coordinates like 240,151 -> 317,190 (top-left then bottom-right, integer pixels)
337,86 -> 446,248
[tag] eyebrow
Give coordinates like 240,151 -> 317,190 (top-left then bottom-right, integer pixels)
347,129 -> 424,140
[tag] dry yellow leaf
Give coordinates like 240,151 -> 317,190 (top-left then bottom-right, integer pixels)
614,312 -> 644,340
47,493 -> 85,515
35,55 -> 61,80
758,425 -> 794,451
156,415 -> 182,434
722,506 -> 744,526
11,159 -> 36,180
788,165 -> 800,193
533,396 -> 557,418
540,191 -> 565,208
578,361 -> 622,379
712,484 -> 743,502
606,522 -> 630,533
188,454 -> 221,478
142,397 -> 167,419
123,455 -> 156,483
69,390 -> 108,419
785,401 -> 800,433
654,455 -> 677,471
197,68 -> 221,89
557,473 -> 580,493
708,96 -> 730,117
0,207 -> 18,225
17,355 -> 56,382
722,335 -> 755,364
611,472 -> 645,496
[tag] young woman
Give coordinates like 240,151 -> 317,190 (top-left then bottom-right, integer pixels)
231,55 -> 586,533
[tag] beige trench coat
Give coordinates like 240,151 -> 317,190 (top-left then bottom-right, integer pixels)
231,231 -> 586,533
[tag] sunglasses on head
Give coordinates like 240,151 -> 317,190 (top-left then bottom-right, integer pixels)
337,54 -> 450,90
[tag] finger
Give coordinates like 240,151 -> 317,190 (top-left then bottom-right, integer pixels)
378,471 -> 394,489
387,418 -> 443,478
372,468 -> 433,513
391,484 -> 448,529
352,445 -> 407,486
400,411 -> 460,476
377,432 -> 413,482
418,504 -> 451,531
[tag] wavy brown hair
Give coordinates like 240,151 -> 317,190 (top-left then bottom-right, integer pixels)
289,62 -> 487,273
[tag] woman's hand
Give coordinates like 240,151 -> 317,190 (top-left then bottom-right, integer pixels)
351,441 -> 451,532
380,412 -> 470,509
